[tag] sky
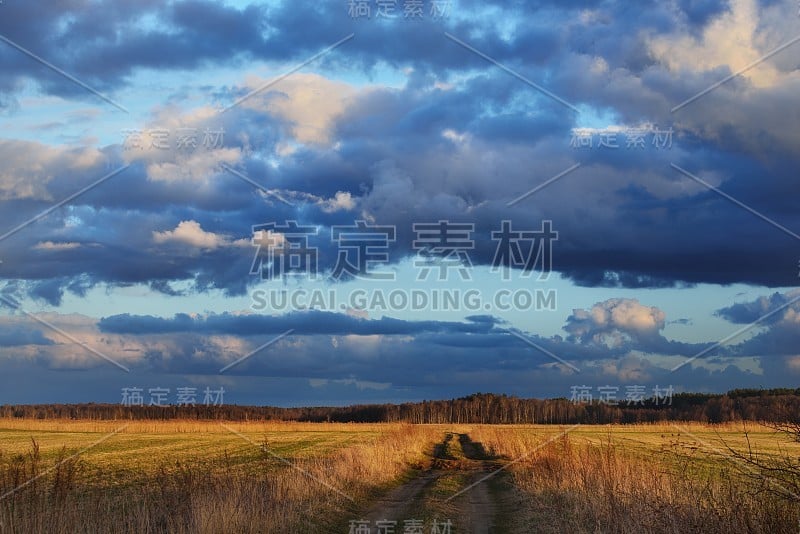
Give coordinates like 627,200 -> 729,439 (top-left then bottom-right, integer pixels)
0,0 -> 799,406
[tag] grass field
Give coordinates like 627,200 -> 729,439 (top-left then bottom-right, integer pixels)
1,420 -> 798,533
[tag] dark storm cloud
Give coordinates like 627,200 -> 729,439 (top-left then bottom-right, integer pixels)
0,0 -> 724,105
0,349 -> 776,405
716,291 -> 800,324
4,0 -> 800,405
0,0 -> 267,101
97,309 -> 502,336
2,0 -> 800,302
712,290 -> 800,359
4,292 -> 800,402
96,299 -> 716,368
85,309 -> 778,395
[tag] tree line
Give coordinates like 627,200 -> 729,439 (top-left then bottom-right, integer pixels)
1,388 -> 799,424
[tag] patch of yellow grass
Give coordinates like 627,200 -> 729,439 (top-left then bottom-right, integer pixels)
467,424 -> 800,533
0,420 -> 443,533
2,420 -> 798,533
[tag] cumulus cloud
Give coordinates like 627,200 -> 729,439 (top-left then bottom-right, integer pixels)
318,191 -> 356,213
152,220 -> 246,250
0,140 -> 105,201
716,290 -> 800,324
650,0 -> 785,88
565,298 -> 667,344
239,73 -> 361,145
709,290 -> 800,362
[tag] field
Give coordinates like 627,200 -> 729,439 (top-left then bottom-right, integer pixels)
1,420 -> 799,533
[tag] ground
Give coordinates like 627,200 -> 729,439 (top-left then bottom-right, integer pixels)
1,420 -> 798,533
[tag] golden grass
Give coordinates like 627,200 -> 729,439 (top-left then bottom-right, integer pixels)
1,420 -> 798,533
0,418 -> 399,434
0,420 -> 442,533
468,424 -> 800,533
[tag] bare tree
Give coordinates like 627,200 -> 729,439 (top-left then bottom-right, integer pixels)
722,425 -> 800,505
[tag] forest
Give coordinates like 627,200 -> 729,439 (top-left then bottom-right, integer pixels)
2,388 -> 799,424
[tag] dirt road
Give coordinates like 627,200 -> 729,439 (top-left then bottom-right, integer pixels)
354,432 -> 522,533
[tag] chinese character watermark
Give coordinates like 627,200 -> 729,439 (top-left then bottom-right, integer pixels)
331,221 -> 396,281
348,518 -> 451,533
413,221 -> 474,282
121,127 -> 225,152
569,127 -> 673,150
569,385 -> 674,406
491,220 -> 557,281
121,386 -> 225,406
251,221 -> 320,281
347,0 -> 451,19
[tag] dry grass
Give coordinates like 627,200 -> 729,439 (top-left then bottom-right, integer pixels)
0,418 -> 398,434
2,420 -> 799,533
469,424 -> 800,533
0,420 -> 441,533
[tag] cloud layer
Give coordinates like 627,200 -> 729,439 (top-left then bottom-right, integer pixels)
1,0 -> 799,402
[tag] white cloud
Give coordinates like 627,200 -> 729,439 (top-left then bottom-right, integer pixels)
153,220 -> 246,250
240,73 -> 361,145
567,298 -> 667,343
441,129 -> 467,143
600,354 -> 653,382
144,147 -> 241,183
0,313 -> 142,370
0,140 -> 104,201
34,241 -> 81,251
318,191 -> 355,213
650,0 -> 786,88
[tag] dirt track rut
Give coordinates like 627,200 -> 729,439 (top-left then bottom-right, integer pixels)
356,432 -> 515,533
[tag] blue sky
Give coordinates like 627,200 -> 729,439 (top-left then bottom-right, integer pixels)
1,0 -> 799,406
